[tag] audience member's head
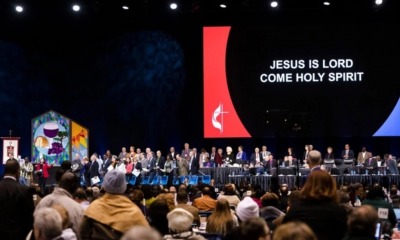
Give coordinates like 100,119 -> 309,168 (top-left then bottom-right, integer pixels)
58,172 -> 78,194
4,158 -> 20,178
130,189 -> 145,203
121,226 -> 162,240
273,221 -> 317,240
301,170 -> 338,203
240,217 -> 270,240
287,190 -> 301,210
366,185 -> 385,200
307,150 -> 322,168
167,208 -> 194,234
149,199 -> 171,235
156,193 -> 176,211
176,190 -> 188,204
347,205 -> 378,237
33,207 -> 63,240
202,186 -> 212,196
102,170 -> 127,195
51,204 -> 71,230
236,197 -> 260,222
260,192 -> 280,208
223,184 -> 236,196
73,188 -> 87,202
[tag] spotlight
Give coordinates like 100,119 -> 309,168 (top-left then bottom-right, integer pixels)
170,3 -> 178,10
323,1 -> 330,6
375,0 -> 383,5
72,4 -> 80,12
15,5 -> 23,13
270,1 -> 278,8
220,4 -> 227,8
122,5 -> 129,10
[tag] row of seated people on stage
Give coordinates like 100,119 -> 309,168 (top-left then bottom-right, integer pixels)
5,155 -> 400,240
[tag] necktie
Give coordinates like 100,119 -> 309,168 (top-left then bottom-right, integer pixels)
369,158 -> 371,166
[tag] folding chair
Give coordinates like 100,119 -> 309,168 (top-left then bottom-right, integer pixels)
151,176 -> 160,185
141,176 -> 150,185
173,176 -> 180,185
160,176 -> 168,185
189,175 -> 198,185
202,175 -> 211,185
128,176 -> 136,185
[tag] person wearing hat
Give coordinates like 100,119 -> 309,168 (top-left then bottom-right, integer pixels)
80,170 -> 149,240
164,208 -> 206,240
236,196 -> 260,222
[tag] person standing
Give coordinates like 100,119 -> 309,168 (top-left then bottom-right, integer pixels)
35,157 -> 53,193
0,159 -> 35,240
21,157 -> 34,186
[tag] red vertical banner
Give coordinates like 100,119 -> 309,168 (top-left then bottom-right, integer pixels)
203,26 -> 251,138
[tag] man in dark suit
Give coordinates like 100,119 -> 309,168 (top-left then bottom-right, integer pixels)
364,153 -> 377,174
0,158 -> 35,240
189,150 -> 199,175
341,144 -> 355,160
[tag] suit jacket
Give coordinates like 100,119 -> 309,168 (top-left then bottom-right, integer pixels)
102,158 -> 112,173
357,151 -> 370,164
189,157 -> 199,175
341,149 -> 355,160
89,160 -> 100,178
364,158 -> 378,168
250,153 -> 263,166
177,159 -> 189,176
266,159 -> 277,169
386,159 -> 399,174
236,151 -> 248,161
0,177 -> 35,240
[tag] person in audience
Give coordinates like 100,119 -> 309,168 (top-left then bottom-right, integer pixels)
342,205 -> 378,240
129,189 -> 148,217
192,186 -> 217,211
307,150 -> 322,172
236,196 -> 260,222
156,193 -> 176,211
52,204 -> 78,240
218,183 -> 241,209
259,192 -> 285,223
149,199 -> 172,235
362,185 -> 397,230
342,144 -> 355,161
235,217 -> 271,240
80,171 -> 148,239
35,172 -> 83,234
390,186 -> 400,208
337,190 -> 353,214
350,183 -> 365,206
206,198 -> 237,236
278,184 -> 290,212
176,190 -> 200,226
73,187 -> 90,210
250,188 -> 266,208
32,207 -> 63,240
164,208 -> 206,240
272,221 -> 317,240
283,170 -> 348,240
121,226 -> 162,240
0,158 -> 35,240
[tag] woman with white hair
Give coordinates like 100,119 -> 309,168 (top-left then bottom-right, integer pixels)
224,146 -> 235,166
32,207 -> 63,240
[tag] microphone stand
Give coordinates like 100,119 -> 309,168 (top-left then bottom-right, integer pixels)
293,124 -> 302,188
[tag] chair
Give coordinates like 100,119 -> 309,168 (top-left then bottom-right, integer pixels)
343,158 -> 355,166
151,176 -> 160,185
128,176 -> 137,185
202,175 -> 211,184
189,175 -> 198,185
172,176 -> 180,185
141,176 -> 150,185
160,176 -> 168,185
180,175 -> 188,184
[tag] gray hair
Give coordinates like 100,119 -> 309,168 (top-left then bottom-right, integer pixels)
121,226 -> 161,240
34,207 -> 63,240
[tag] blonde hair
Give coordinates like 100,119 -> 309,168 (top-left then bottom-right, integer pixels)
273,221 -> 317,240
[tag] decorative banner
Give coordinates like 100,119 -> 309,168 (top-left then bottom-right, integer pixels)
32,110 -> 71,165
2,137 -> 19,164
71,121 -> 89,159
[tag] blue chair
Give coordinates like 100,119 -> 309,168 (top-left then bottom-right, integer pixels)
202,175 -> 211,185
173,176 -> 180,185
180,175 -> 188,184
189,175 -> 198,185
160,176 -> 168,185
128,176 -> 137,185
141,176 -> 150,185
151,176 -> 160,185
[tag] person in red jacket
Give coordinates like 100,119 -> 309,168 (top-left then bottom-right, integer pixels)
35,157 -> 52,194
